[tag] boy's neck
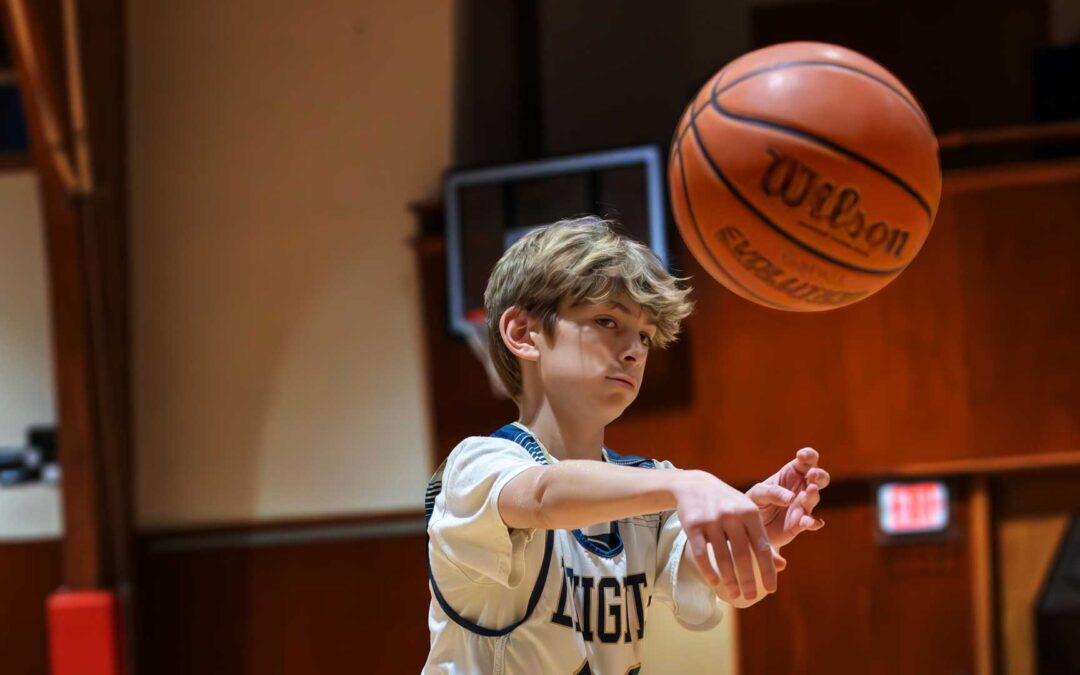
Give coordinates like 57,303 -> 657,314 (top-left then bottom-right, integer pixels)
516,400 -> 605,461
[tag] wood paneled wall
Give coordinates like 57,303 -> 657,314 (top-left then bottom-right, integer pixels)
0,540 -> 62,675
739,480 -> 978,674
137,518 -> 431,675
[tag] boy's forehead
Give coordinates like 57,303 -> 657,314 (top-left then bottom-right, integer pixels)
572,297 -> 657,325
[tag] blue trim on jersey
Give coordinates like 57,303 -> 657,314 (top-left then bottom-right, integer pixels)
572,523 -> 624,558
603,447 -> 656,468
424,480 -> 442,522
491,423 -> 550,466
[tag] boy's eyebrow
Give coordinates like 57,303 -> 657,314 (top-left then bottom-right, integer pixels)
607,300 -> 658,326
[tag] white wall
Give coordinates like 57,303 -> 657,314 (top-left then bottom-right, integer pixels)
128,0 -> 452,527
0,171 -> 62,541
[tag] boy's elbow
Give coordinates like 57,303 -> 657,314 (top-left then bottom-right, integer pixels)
500,466 -> 553,530
531,468 -> 560,530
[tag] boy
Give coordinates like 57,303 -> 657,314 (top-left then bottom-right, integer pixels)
424,217 -> 829,674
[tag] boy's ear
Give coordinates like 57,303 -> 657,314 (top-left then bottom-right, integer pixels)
499,306 -> 540,362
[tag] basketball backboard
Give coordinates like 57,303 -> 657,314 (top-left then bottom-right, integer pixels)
443,145 -> 669,338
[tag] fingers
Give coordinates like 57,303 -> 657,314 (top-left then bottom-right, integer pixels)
772,546 -> 787,571
724,526 -> 762,599
747,482 -> 795,508
794,447 -> 819,471
776,484 -> 824,541
690,524 -> 746,598
795,484 -> 825,532
687,529 -> 720,587
807,467 -> 831,489
706,523 -> 740,598
740,515 -> 778,596
695,512 -> 782,600
793,450 -> 832,494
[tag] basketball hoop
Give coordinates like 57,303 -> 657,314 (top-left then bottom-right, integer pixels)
463,310 -> 510,399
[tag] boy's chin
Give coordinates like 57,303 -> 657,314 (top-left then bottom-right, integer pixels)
598,393 -> 637,421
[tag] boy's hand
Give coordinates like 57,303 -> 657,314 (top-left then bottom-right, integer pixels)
673,470 -> 792,601
747,448 -> 830,549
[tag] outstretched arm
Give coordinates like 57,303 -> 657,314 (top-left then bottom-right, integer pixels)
500,462 -> 673,531
500,462 -> 792,600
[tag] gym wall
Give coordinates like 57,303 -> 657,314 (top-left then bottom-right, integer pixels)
128,0 -> 452,527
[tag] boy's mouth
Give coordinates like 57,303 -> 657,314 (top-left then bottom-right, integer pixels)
606,375 -> 636,389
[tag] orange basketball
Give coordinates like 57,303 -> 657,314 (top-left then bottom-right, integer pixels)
669,42 -> 941,311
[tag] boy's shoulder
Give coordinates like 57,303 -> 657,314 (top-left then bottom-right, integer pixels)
439,433 -> 544,480
449,431 -> 540,459
449,424 -> 552,467
426,434 -> 540,522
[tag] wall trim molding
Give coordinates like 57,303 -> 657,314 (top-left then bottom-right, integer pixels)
141,510 -> 425,552
944,158 -> 1080,193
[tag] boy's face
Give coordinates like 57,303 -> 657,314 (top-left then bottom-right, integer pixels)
532,296 -> 657,423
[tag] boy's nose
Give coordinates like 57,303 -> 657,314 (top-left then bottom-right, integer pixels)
622,340 -> 645,363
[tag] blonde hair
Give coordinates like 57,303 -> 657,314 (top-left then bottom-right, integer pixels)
483,216 -> 694,401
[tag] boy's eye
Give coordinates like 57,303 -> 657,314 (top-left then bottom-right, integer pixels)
640,332 -> 653,347
596,317 -> 616,328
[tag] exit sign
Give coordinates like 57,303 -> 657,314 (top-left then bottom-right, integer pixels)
877,481 -> 950,535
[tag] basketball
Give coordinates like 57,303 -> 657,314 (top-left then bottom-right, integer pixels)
669,42 -> 942,311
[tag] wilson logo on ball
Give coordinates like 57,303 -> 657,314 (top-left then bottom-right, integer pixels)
761,148 -> 911,260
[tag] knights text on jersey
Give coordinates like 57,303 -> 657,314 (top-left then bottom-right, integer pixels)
423,423 -> 725,675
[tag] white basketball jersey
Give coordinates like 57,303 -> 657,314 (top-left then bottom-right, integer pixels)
423,423 -> 725,674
